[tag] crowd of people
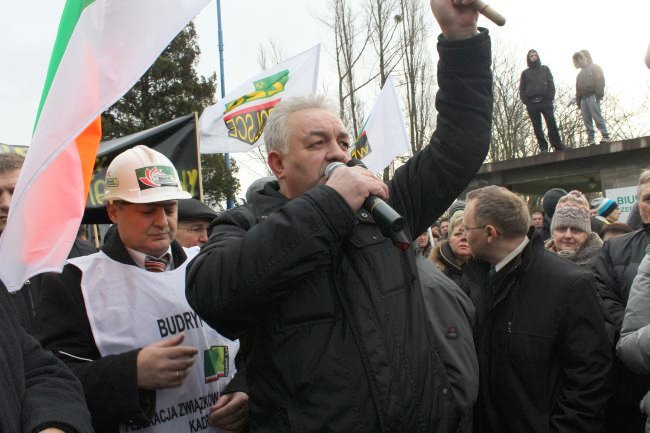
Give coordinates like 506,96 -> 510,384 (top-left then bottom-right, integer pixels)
1,1 -> 650,433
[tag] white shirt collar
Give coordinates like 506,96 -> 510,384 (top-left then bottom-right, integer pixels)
494,237 -> 529,272
125,246 -> 174,271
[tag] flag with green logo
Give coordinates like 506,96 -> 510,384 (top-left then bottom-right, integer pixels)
0,0 -> 209,291
199,45 -> 320,154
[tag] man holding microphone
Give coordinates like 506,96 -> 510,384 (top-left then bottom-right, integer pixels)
186,0 -> 493,431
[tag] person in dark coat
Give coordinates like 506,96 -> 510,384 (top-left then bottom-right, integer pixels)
34,146 -> 248,433
0,279 -> 93,433
415,254 -> 477,433
617,244 -> 650,433
595,169 -> 650,433
519,49 -> 565,152
463,185 -> 611,433
430,210 -> 472,291
184,2 -> 493,431
541,187 -> 567,240
176,198 -> 218,248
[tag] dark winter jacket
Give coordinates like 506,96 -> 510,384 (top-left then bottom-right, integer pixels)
0,280 -> 93,433
520,50 -> 556,105
33,233 -> 246,433
576,50 -> 606,105
594,225 -> 650,433
617,245 -> 650,433
185,30 -> 493,433
465,231 -> 612,433
416,255 -> 477,433
10,238 -> 98,334
595,225 -> 650,332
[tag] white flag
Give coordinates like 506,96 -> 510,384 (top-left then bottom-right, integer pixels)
199,45 -> 320,154
0,0 -> 209,292
350,75 -> 411,173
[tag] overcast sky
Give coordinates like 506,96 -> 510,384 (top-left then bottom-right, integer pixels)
1,0 -> 649,200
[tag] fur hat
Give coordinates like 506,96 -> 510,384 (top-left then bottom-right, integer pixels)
551,206 -> 591,234
592,197 -> 618,217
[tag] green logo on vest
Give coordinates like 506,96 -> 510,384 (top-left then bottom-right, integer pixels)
204,346 -> 229,384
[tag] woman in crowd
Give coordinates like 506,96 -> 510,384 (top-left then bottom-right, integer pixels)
430,210 -> 473,289
545,192 -> 603,269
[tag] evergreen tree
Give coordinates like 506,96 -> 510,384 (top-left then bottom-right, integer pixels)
202,153 -> 240,209
101,22 -> 239,205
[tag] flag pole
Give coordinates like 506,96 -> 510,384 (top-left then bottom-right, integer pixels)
216,0 -> 234,209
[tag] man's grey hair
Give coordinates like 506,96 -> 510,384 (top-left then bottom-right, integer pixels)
466,185 -> 530,239
0,153 -> 24,174
264,94 -> 339,155
638,169 -> 650,197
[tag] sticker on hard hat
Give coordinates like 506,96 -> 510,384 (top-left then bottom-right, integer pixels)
136,166 -> 178,190
106,177 -> 119,187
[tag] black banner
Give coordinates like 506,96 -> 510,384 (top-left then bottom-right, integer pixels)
1,113 -> 200,224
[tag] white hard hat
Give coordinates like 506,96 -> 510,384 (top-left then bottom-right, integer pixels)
103,145 -> 192,204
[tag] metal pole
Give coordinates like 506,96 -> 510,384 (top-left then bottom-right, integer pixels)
216,0 -> 234,208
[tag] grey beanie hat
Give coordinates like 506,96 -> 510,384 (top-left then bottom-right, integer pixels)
551,206 -> 591,234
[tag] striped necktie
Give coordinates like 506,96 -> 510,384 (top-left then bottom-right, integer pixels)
144,253 -> 170,272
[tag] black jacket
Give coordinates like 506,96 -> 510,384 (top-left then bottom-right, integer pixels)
465,232 -> 612,433
594,225 -> 650,433
10,238 -> 98,334
186,30 -> 493,433
34,233 -> 246,433
519,54 -> 556,105
416,255 -> 477,433
0,281 -> 93,433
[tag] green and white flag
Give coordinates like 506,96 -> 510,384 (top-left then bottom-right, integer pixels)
350,75 -> 411,174
199,45 -> 320,154
0,0 -> 209,291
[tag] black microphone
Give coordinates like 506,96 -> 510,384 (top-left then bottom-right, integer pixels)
325,159 -> 406,236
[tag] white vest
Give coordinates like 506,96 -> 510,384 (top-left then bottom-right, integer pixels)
69,249 -> 239,433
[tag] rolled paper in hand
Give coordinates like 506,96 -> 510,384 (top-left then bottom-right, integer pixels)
471,0 -> 506,26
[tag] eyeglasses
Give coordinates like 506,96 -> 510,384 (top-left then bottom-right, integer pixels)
459,225 -> 486,235
179,225 -> 209,234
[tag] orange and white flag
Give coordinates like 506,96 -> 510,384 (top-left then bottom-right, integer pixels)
0,0 -> 209,291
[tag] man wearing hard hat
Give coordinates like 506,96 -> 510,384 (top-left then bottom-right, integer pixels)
33,145 -> 248,433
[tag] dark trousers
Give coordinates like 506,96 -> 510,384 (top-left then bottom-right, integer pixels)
526,102 -> 563,150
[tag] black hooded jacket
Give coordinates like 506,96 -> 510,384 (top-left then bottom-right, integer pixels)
520,49 -> 556,105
